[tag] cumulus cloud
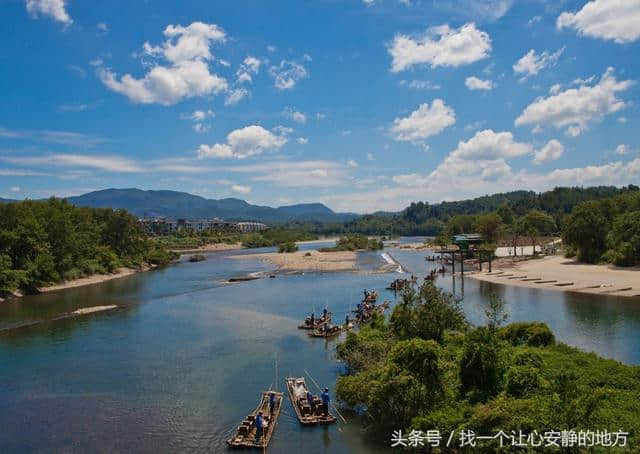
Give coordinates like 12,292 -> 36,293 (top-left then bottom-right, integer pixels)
25,0 -> 72,25
534,139 -> 564,164
390,99 -> 456,143
388,23 -> 491,72
347,160 -> 358,167
513,47 -> 564,79
296,137 -> 309,144
98,22 -> 228,105
465,76 -> 494,90
197,125 -> 288,159
182,110 -> 214,122
557,0 -> 640,43
515,68 -> 633,136
269,60 -> 309,90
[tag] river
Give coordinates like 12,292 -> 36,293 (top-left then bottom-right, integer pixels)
1,240 -> 639,453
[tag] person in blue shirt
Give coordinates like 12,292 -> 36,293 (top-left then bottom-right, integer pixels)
269,392 -> 276,416
306,390 -> 316,415
322,308 -> 328,320
321,388 -> 330,417
254,411 -> 264,443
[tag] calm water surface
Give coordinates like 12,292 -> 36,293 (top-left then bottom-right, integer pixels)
1,240 -> 639,453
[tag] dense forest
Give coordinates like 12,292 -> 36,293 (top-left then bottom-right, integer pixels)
286,186 -> 639,237
336,281 -> 640,449
0,199 -> 175,294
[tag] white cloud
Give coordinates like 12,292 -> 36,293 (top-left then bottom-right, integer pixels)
245,161 -> 348,188
616,144 -> 631,155
96,22 -> 108,32
367,153 -> 375,161
9,186 -> 21,192
617,117 -> 627,124
341,130 -> 352,136
448,129 -> 532,161
231,184 -> 251,194
527,16 -> 542,27
3,153 -> 143,173
193,123 -> 209,133
513,47 -> 564,79
197,125 -> 287,159
269,60 -> 309,90
284,108 -> 307,124
347,159 -> 358,167
225,88 -> 249,106
236,56 -> 261,84
534,139 -> 564,164
557,0 -> 640,43
399,80 -> 441,90
25,0 -> 72,25
390,99 -> 456,143
182,110 -> 214,122
549,84 -> 562,95
98,22 -> 228,105
388,23 -> 491,72
296,137 -> 309,144
465,76 -> 494,90
515,68 -> 633,136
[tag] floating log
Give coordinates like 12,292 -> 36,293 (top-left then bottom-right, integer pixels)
285,377 -> 336,426
535,280 -> 558,284
226,391 -> 283,449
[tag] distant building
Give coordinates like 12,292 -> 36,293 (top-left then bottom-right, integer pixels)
139,217 -> 267,235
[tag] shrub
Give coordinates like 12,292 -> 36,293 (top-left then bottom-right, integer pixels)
501,322 -> 555,347
513,350 -> 543,368
459,327 -> 507,399
278,242 -> 298,253
505,366 -> 542,398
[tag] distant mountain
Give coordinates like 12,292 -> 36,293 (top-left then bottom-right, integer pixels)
64,188 -> 357,223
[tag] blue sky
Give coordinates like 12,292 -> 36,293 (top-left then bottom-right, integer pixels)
1,0 -> 639,213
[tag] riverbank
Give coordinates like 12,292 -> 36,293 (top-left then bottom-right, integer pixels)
172,241 -> 244,255
232,249 -> 357,272
469,255 -> 640,298
38,266 -> 156,294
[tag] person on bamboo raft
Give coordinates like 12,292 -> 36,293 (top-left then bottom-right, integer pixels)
321,388 -> 330,417
306,390 -> 316,415
255,411 -> 264,443
269,392 -> 276,416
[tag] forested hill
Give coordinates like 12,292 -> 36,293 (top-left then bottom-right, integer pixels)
341,185 -> 640,235
64,189 -> 357,223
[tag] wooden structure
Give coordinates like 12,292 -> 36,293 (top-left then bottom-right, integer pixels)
386,278 -> 408,291
227,391 -> 283,449
356,301 -> 390,324
298,312 -> 332,330
362,290 -> 378,303
285,377 -> 337,425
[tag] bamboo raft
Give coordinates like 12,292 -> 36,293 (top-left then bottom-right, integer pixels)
308,323 -> 352,338
362,291 -> 378,303
285,377 -> 337,425
226,391 -> 283,449
356,301 -> 390,324
297,312 -> 332,330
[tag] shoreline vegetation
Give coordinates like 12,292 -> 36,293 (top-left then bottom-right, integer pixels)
336,282 -> 640,448
0,199 -> 176,301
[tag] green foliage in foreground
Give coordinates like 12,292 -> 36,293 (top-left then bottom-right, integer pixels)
336,281 -> 640,450
0,199 -> 176,293
320,233 -> 383,252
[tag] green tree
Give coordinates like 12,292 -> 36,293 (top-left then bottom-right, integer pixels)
474,213 -> 503,243
516,210 -> 555,256
563,201 -> 609,263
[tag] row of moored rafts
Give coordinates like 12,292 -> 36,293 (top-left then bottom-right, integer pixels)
298,290 -> 390,338
226,377 -> 335,449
